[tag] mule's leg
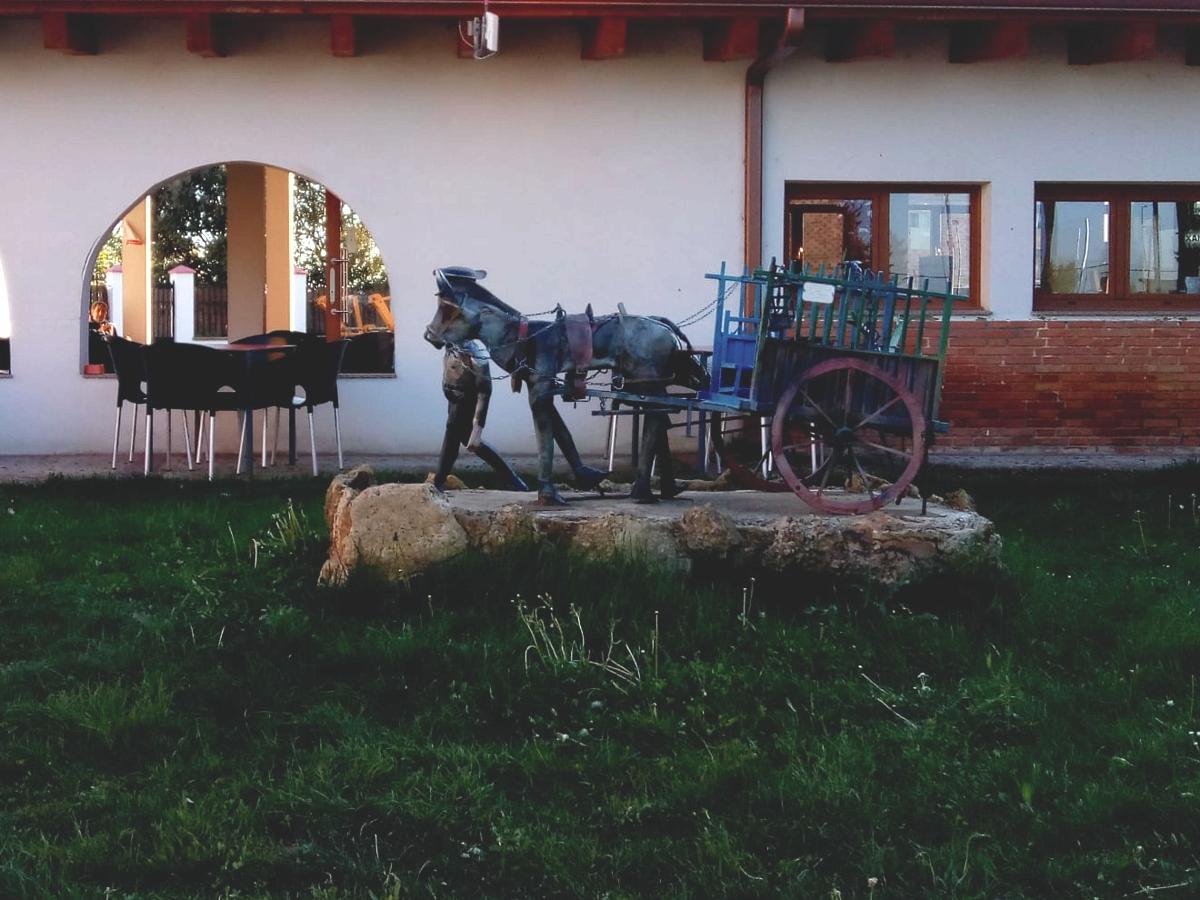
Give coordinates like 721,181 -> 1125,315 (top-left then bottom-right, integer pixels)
548,405 -> 607,490
528,377 -> 566,506
629,410 -> 662,503
654,411 -> 683,499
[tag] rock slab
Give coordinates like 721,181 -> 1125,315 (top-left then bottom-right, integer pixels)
320,471 -> 470,585
320,466 -> 1001,588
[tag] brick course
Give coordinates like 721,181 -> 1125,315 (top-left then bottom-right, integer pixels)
926,319 -> 1200,454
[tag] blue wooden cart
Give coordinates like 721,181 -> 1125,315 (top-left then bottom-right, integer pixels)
587,260 -> 967,514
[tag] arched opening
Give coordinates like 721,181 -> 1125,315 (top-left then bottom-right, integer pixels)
82,162 -> 393,375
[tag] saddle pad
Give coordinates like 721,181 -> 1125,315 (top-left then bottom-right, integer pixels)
563,313 -> 594,370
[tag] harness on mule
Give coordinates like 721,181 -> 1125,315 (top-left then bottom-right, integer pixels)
511,305 -> 596,400
561,305 -> 595,401
433,266 -> 706,399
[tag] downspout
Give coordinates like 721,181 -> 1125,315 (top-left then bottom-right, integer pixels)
745,8 -> 806,275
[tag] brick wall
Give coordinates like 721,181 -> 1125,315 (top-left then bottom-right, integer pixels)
928,319 -> 1200,454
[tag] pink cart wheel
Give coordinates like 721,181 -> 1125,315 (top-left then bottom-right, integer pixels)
771,357 -> 926,515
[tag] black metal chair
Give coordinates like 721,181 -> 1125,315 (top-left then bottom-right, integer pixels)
231,330 -> 309,347
223,331 -> 308,471
102,334 -> 148,469
229,333 -> 349,475
143,342 -> 244,479
275,338 -> 349,475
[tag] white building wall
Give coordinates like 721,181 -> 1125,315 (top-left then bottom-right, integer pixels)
763,26 -> 1200,320
0,18 -> 743,455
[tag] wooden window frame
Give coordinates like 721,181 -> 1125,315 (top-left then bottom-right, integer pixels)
784,182 -> 983,310
1035,182 -> 1200,312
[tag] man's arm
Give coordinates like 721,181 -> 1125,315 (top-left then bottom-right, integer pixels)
468,357 -> 493,451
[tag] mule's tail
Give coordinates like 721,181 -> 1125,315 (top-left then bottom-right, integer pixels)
650,315 -> 694,350
649,315 -> 710,391
671,349 -> 711,391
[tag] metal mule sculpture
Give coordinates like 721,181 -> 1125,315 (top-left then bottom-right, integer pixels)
424,267 -> 709,505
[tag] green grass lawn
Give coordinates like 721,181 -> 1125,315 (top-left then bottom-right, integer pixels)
0,472 -> 1198,899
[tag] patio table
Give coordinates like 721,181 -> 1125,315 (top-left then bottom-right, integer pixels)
213,342 -> 296,475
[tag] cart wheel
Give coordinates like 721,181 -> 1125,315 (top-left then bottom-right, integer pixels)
771,358 -> 926,515
708,410 -> 791,492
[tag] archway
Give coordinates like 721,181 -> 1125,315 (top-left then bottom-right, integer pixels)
82,162 -> 393,375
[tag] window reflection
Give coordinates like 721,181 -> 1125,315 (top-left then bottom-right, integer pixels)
1129,201 -> 1200,294
888,193 -> 970,295
789,198 -> 873,271
785,185 -> 978,304
1035,200 -> 1110,294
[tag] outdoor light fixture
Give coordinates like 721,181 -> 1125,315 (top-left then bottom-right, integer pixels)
461,10 -> 499,59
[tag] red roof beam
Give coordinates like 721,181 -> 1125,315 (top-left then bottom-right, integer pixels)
1067,21 -> 1156,63
330,12 -> 357,55
949,20 -> 1030,62
42,12 -> 97,54
704,17 -> 761,60
185,12 -> 227,56
825,19 -> 894,61
581,16 -> 626,59
1186,28 -> 1200,64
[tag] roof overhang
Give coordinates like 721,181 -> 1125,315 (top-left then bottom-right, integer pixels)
15,0 -> 1200,59
8,1 -> 1200,18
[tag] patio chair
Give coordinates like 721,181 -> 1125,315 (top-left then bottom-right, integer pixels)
143,342 -> 243,479
102,334 -> 147,469
222,331 -> 309,471
269,337 -> 350,476
230,330 -> 309,348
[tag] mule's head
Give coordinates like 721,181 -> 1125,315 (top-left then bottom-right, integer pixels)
424,291 -> 482,349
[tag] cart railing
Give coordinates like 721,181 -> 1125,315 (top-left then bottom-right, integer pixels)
703,260 -> 967,417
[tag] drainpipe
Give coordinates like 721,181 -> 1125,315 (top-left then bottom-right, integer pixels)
745,8 -> 806,275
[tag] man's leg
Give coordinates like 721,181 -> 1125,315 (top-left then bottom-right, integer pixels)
548,405 -> 607,490
472,440 -> 530,491
432,401 -> 470,490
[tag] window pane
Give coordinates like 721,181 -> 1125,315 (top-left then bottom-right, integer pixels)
888,192 -> 971,295
1037,200 -> 1109,294
788,198 -> 873,270
1129,200 -> 1200,294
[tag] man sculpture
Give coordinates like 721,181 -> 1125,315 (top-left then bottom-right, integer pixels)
433,339 -> 530,492
432,338 -> 609,496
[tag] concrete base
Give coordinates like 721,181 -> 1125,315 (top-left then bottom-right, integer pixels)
451,486 -> 928,521
1,450 -> 1191,484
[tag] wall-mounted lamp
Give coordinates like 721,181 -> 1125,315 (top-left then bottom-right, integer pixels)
461,11 -> 499,59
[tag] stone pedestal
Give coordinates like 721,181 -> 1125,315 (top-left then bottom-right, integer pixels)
319,467 -> 1002,590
